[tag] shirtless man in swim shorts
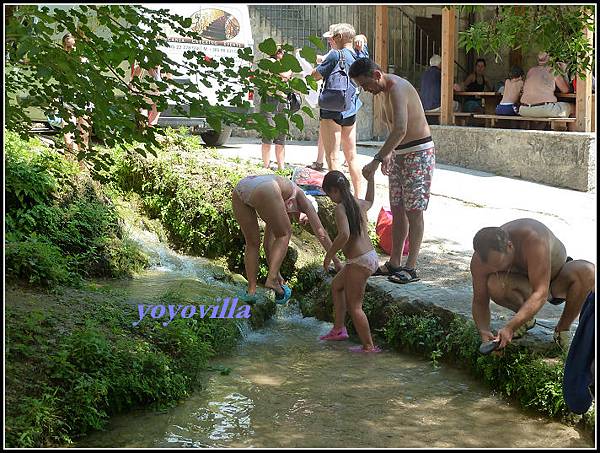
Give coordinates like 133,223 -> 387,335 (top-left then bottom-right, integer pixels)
350,57 -> 435,284
232,174 -> 341,304
470,218 -> 595,350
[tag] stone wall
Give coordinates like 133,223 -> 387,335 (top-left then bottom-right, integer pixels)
430,125 -> 596,192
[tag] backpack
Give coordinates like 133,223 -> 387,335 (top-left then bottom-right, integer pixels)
287,91 -> 302,113
318,50 -> 356,112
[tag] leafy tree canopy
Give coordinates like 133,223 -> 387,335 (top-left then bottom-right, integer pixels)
457,5 -> 595,78
5,5 -> 323,174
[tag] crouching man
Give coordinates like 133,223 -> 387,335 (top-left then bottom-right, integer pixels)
470,218 -> 595,350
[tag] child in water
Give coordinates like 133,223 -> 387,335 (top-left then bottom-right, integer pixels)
320,170 -> 381,353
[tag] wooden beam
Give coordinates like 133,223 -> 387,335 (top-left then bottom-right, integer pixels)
440,6 -> 456,125
374,5 -> 388,138
575,24 -> 594,132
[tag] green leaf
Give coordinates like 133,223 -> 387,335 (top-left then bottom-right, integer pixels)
301,106 -> 315,119
260,102 -> 276,113
299,46 -> 317,65
257,59 -> 273,72
258,38 -> 278,56
280,53 -> 302,73
237,47 -> 254,62
305,75 -> 318,91
290,113 -> 304,131
190,100 -> 203,118
206,116 -> 222,133
273,113 -> 289,134
289,77 -> 308,94
308,35 -> 326,51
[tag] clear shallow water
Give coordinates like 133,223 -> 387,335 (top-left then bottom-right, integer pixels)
78,304 -> 592,448
78,223 -> 593,448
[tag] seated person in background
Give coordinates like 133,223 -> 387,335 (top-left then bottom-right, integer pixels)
572,74 -> 595,93
353,34 -> 370,58
519,52 -> 572,118
495,66 -> 525,116
460,58 -> 493,113
420,54 -> 460,112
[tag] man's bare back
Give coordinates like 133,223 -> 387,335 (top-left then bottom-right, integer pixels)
520,66 -> 566,105
381,74 -> 431,145
500,218 -> 567,279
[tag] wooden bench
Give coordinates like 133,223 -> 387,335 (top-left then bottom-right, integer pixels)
472,114 -> 576,130
424,111 -> 472,126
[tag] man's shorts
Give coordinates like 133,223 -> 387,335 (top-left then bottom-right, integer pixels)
320,110 -> 356,127
519,102 -> 572,118
389,147 -> 435,211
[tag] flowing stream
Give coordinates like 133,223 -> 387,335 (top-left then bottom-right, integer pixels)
77,226 -> 592,448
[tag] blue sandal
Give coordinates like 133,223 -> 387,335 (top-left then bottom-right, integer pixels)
274,284 -> 292,305
238,291 -> 258,305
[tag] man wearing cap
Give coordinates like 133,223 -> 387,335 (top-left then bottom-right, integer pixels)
350,58 -> 434,285
519,52 -> 572,118
420,54 -> 460,113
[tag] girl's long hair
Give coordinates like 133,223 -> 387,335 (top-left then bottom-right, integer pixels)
322,170 -> 362,237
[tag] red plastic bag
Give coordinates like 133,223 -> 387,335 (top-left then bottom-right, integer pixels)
375,207 -> 409,256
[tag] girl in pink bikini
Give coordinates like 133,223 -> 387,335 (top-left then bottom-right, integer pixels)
233,174 -> 341,304
321,170 -> 381,353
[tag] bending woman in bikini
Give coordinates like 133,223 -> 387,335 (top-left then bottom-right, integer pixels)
232,174 -> 341,304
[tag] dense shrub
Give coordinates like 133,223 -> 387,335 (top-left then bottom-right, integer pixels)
5,236 -> 74,288
5,131 -> 148,287
111,145 -> 298,282
5,289 -> 258,448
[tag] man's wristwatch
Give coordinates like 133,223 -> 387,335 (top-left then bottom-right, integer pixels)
373,153 -> 383,163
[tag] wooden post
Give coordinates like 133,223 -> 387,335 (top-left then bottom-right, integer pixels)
374,5 -> 388,138
441,6 -> 456,125
575,24 -> 594,132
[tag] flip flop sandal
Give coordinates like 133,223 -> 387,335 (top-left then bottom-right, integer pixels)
479,339 -> 501,355
319,328 -> 349,341
371,261 -> 402,277
327,265 -> 338,275
307,161 -> 324,171
274,284 -> 292,305
237,291 -> 258,305
388,267 -> 420,284
553,330 -> 572,351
